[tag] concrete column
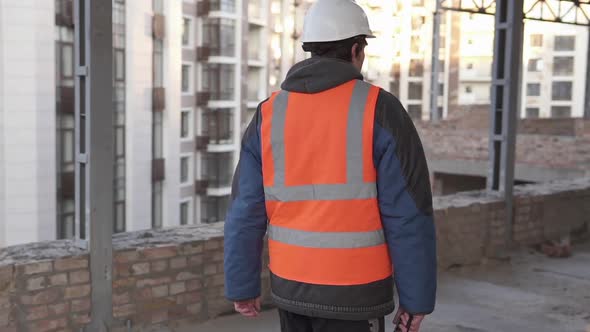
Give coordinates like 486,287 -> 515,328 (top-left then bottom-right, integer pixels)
0,0 -> 56,246
125,0 -> 154,231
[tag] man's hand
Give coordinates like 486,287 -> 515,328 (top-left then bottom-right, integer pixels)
234,297 -> 261,318
394,308 -> 425,332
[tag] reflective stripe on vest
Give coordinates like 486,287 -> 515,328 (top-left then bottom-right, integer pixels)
265,80 -> 377,202
268,224 -> 385,249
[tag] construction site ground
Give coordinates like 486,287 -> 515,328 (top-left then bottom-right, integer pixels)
181,242 -> 590,332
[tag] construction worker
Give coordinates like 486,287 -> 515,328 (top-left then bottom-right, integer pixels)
224,0 -> 436,331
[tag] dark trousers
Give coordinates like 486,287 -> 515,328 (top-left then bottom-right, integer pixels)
278,309 -> 385,332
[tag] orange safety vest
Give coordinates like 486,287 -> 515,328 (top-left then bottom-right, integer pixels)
261,79 -> 394,319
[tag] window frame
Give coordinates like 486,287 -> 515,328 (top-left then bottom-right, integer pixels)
180,198 -> 194,226
180,154 -> 194,186
181,62 -> 194,95
182,16 -> 194,48
180,108 -> 194,141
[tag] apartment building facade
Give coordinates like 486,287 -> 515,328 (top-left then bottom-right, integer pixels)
0,0 -> 272,246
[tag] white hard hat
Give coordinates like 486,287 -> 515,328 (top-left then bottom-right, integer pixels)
301,0 -> 375,43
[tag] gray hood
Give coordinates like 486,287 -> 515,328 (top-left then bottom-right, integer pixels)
280,57 -> 364,94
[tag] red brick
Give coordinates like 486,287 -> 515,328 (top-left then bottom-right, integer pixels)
114,250 -> 139,264
170,282 -> 186,295
48,302 -> 69,316
150,309 -> 168,324
48,273 -> 68,286
70,298 -> 90,313
176,272 -> 199,281
71,312 -> 91,325
113,304 -> 136,318
136,276 -> 170,288
141,246 -> 178,260
69,270 -> 89,284
30,317 -> 67,332
187,303 -> 202,315
20,262 -> 53,276
151,260 -> 168,273
113,291 -> 130,306
152,285 -> 169,298
204,240 -> 220,250
133,288 -> 152,301
26,276 -> 47,291
64,285 -> 90,299
187,255 -> 203,266
204,264 -> 217,276
170,257 -> 187,269
131,263 -> 150,276
181,243 -> 203,255
186,280 -> 202,292
113,277 -> 136,289
54,257 -> 88,272
21,288 -> 61,305
114,264 -> 131,278
176,291 -> 201,305
26,305 -> 49,320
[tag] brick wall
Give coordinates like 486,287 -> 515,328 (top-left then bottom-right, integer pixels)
1,178 -> 589,331
415,117 -> 590,174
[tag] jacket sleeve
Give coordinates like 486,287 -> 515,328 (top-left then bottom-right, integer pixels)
373,90 -> 437,314
224,105 -> 268,302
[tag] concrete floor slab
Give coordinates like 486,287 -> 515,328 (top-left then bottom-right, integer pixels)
175,243 -> 590,332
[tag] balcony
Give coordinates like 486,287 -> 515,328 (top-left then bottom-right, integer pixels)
195,135 -> 210,151
55,0 -> 74,27
203,109 -> 233,145
196,0 -> 211,17
152,87 -> 165,112
194,179 -> 209,195
202,152 -> 233,189
196,91 -> 211,107
152,14 -> 166,40
58,86 -> 75,114
60,171 -> 75,199
152,158 -> 165,182
196,46 -> 211,62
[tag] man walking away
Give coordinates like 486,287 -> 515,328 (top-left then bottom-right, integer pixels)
224,1 -> 437,331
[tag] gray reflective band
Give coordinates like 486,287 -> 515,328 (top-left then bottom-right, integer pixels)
271,91 -> 289,187
265,182 -> 376,202
268,225 -> 385,249
347,80 -> 371,183
266,80 -> 376,202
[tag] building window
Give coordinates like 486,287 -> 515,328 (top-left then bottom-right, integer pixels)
181,109 -> 192,139
153,39 -> 164,87
390,80 -> 400,96
180,200 -> 192,225
203,18 -> 236,57
210,0 -> 236,12
407,105 -> 422,121
201,195 -> 230,224
551,106 -> 571,118
182,17 -> 192,47
526,83 -> 541,96
411,15 -> 425,30
467,38 -> 474,45
203,108 -> 234,144
466,63 -> 474,70
180,156 -> 192,184
554,35 -> 575,51
527,58 -> 543,72
465,86 -> 473,93
408,82 -> 423,100
526,107 -> 540,118
530,34 -> 543,47
553,56 -> 574,76
202,63 -> 235,100
60,114 -> 75,171
552,81 -> 573,101
182,64 -> 192,94
409,59 -> 424,77
410,36 -> 422,53
202,152 -> 233,188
